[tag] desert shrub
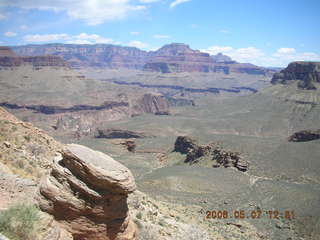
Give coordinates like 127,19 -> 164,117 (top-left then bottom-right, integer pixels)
158,219 -> 166,227
134,219 -> 143,229
0,203 -> 40,240
136,211 -> 143,220
24,135 -> 31,142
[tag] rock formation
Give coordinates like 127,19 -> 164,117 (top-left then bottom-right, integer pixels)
11,43 -> 272,75
144,43 -> 213,73
38,144 -> 137,240
288,129 -> 320,142
271,61 -> 320,90
12,44 -> 149,69
174,136 -> 249,172
133,93 -> 170,115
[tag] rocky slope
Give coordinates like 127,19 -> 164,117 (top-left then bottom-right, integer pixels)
11,43 -> 272,75
271,61 -> 320,90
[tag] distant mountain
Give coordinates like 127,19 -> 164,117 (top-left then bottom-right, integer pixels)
12,44 -> 148,69
11,43 -> 274,75
0,46 -> 69,68
211,52 -> 233,63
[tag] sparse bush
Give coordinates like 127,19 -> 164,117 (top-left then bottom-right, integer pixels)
15,159 -> 25,169
24,135 -> 31,142
158,219 -> 166,227
136,211 -> 143,220
134,219 -> 143,229
0,203 -> 40,240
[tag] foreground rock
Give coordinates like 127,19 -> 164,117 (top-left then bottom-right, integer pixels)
38,144 -> 137,240
271,61 -> 320,90
174,136 -> 249,172
288,129 -> 320,142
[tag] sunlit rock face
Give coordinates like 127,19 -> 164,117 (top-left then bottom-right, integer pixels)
38,144 -> 137,240
271,61 -> 320,90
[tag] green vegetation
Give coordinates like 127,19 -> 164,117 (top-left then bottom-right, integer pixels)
0,203 -> 40,240
136,211 -> 143,220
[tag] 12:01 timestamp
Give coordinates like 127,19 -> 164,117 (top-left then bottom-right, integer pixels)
205,210 -> 296,220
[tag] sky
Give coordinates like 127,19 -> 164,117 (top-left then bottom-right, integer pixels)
0,0 -> 320,67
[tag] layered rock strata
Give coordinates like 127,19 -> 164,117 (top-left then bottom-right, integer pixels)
38,144 -> 137,240
271,61 -> 320,90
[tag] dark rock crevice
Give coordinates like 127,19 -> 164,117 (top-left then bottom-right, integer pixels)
0,101 -> 129,114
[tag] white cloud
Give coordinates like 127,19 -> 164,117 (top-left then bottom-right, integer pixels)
153,34 -> 170,39
220,29 -> 230,34
276,48 -> 296,54
202,45 -> 320,67
1,0 -> 146,25
0,13 -> 6,20
130,31 -> 140,35
74,33 -> 113,44
4,31 -> 17,37
128,40 -> 148,49
140,0 -> 161,2
24,34 -> 69,42
20,25 -> 28,30
23,33 -> 115,44
170,0 -> 191,8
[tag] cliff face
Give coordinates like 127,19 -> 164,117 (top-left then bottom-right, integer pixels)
13,44 -> 148,69
0,46 -> 69,68
11,43 -> 271,75
38,144 -> 137,240
271,61 -> 320,90
133,93 -> 170,115
144,43 -> 213,73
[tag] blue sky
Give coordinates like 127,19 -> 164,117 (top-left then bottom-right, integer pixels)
0,0 -> 319,67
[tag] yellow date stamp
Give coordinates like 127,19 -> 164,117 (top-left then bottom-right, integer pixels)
205,209 -> 296,220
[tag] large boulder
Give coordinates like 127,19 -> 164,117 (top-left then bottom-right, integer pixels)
38,144 -> 137,240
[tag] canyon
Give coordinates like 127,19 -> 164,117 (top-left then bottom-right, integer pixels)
11,43 -> 274,75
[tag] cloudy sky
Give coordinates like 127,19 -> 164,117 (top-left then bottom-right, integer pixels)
0,0 -> 319,67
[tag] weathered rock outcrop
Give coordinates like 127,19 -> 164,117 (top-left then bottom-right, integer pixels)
271,61 -> 320,90
38,144 -> 137,240
288,129 -> 320,142
95,128 -> 147,139
174,136 -> 248,172
133,93 -> 170,115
